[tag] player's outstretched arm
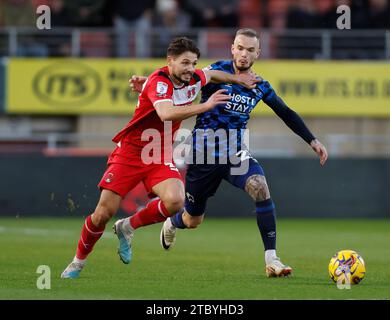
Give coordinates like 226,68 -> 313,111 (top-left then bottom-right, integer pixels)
265,93 -> 328,166
204,70 -> 260,89
129,71 -> 260,92
155,89 -> 230,122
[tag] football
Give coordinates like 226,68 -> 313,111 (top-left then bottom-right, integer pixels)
328,250 -> 366,285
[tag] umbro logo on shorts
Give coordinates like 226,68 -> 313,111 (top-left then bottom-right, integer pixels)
186,192 -> 195,203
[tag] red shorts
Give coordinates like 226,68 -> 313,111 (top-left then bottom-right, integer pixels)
98,145 -> 183,198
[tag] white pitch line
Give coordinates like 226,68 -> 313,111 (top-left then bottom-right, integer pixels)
0,226 -> 74,236
0,226 -> 116,238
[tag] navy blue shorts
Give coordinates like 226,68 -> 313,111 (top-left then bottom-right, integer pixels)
184,154 -> 265,216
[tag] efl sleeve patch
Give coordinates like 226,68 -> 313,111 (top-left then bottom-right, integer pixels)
147,78 -> 173,106
156,81 -> 169,96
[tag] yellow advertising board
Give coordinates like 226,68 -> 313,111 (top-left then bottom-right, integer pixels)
7,59 -> 165,114
255,61 -> 390,117
6,59 -> 390,116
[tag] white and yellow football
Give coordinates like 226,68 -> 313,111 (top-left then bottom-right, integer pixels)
328,250 -> 366,284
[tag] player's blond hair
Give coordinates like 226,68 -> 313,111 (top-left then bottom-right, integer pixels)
235,28 -> 260,42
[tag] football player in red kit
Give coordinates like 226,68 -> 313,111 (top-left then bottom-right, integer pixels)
61,37 -> 259,278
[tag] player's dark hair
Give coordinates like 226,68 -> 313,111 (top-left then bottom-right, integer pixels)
167,37 -> 200,58
235,28 -> 260,41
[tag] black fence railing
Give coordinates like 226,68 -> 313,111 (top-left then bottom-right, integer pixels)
0,27 -> 389,60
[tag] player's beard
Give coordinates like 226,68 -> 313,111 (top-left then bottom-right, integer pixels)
172,72 -> 191,86
234,59 -> 254,72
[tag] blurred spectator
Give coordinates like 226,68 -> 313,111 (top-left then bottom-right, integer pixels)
286,0 -> 320,28
320,0 -> 376,59
0,0 -> 48,56
50,0 -> 70,27
216,0 -> 239,27
47,0 -> 71,56
182,0 -> 238,28
262,0 -> 290,29
152,0 -> 191,57
154,0 -> 191,29
320,0 -> 371,29
113,0 -> 156,57
279,0 -> 321,60
369,0 -> 390,29
30,0 -> 49,8
0,0 -> 35,26
64,0 -> 109,27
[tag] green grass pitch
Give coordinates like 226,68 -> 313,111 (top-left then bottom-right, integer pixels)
0,217 -> 389,300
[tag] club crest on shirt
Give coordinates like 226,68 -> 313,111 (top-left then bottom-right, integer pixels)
104,172 -> 114,183
156,81 -> 168,96
252,88 -> 261,95
187,87 -> 196,99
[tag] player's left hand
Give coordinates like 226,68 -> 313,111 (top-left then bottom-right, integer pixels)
235,73 -> 261,89
129,75 -> 147,93
310,139 -> 328,166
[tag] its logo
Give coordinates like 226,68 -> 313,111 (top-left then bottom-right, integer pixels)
104,172 -> 114,183
33,61 -> 101,107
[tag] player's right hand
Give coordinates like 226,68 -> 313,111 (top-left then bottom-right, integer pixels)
310,139 -> 328,166
235,73 -> 261,89
204,89 -> 231,111
129,75 -> 147,93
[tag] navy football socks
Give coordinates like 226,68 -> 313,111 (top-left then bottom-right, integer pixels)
170,209 -> 186,229
255,198 -> 277,250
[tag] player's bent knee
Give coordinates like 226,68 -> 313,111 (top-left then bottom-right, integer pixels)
91,211 -> 110,228
161,194 -> 185,214
166,200 -> 185,215
245,174 -> 270,202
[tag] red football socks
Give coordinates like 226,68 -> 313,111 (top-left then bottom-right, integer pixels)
129,199 -> 170,230
76,215 -> 105,260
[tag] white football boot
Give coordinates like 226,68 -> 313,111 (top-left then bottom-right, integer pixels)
61,260 -> 85,279
113,218 -> 134,264
266,257 -> 293,277
160,218 -> 177,250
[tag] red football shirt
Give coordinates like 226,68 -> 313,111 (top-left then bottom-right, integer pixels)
112,66 -> 207,153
